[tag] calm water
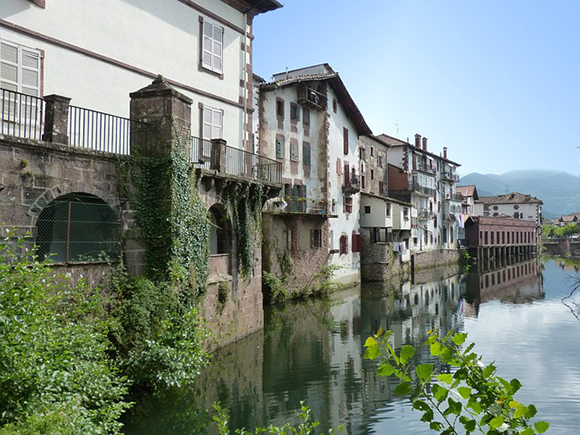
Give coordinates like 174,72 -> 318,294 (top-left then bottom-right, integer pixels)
123,257 -> 580,434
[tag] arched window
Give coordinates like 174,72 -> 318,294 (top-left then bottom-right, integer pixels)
209,204 -> 232,255
36,193 -> 119,263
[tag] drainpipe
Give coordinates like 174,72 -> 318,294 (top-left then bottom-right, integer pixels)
241,13 -> 250,153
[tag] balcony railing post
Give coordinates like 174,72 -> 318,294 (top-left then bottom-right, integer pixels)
43,94 -> 71,144
210,138 -> 227,172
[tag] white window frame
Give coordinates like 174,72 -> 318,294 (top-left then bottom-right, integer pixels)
1,39 -> 41,124
201,19 -> 224,74
202,105 -> 223,140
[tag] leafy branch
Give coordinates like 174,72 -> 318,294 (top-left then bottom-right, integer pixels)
364,329 -> 549,435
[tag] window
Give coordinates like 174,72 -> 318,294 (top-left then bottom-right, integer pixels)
371,228 -> 388,243
290,103 -> 300,121
339,234 -> 348,254
378,155 -> 383,168
276,137 -> 284,159
303,142 -> 311,165
290,142 -> 299,162
370,147 -> 374,156
310,229 -> 322,249
364,206 -> 371,214
201,19 -> 223,74
403,208 -> 409,220
352,233 -> 361,253
276,99 -> 284,117
360,147 -> 366,160
379,181 -> 384,195
202,106 -> 223,139
1,40 -> 41,96
333,98 -> 338,113
370,169 -> 374,180
386,203 -> 391,217
343,127 -> 349,154
344,196 -> 353,213
303,107 -> 310,125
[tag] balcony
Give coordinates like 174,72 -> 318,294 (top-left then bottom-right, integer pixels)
418,209 -> 433,220
409,180 -> 435,197
343,173 -> 361,194
1,88 -> 134,154
188,136 -> 282,186
266,196 -> 334,216
297,83 -> 327,111
442,171 -> 460,182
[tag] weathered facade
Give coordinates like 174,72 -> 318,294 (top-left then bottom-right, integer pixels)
258,64 -> 372,292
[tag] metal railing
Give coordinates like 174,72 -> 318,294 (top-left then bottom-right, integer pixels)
68,105 -> 132,154
0,88 -> 45,141
283,196 -> 331,215
410,180 -> 436,197
188,136 -> 282,185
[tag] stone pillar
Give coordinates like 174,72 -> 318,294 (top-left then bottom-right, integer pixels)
129,75 -> 192,158
43,94 -> 71,144
210,138 -> 227,172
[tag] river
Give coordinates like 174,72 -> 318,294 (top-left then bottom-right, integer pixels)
123,257 -> 580,434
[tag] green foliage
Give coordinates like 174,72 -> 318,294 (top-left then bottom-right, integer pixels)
459,250 -> 472,272
121,122 -> 211,296
212,401 -> 344,435
263,271 -> 288,304
222,183 -> 263,280
542,223 -> 580,239
108,267 -> 208,390
218,282 -> 230,308
0,230 -> 131,434
364,329 -> 549,434
298,265 -> 343,299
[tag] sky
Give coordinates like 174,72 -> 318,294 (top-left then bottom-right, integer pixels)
252,0 -> 580,177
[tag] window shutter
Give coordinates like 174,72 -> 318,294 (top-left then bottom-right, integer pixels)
343,127 -> 349,155
345,236 -> 349,254
336,158 -> 342,175
276,138 -> 283,159
213,25 -> 223,73
202,21 -> 223,73
344,163 -> 350,186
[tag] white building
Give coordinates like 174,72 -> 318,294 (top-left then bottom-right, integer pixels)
380,133 -> 461,254
474,192 -> 543,227
1,0 -> 281,152
258,64 -> 372,288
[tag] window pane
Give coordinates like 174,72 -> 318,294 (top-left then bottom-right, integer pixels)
0,43 -> 17,63
21,69 -> 38,88
1,63 -> 17,82
204,22 -> 213,37
22,50 -> 39,68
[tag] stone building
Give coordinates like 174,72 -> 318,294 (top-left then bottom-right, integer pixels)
381,133 -> 461,268
257,63 -> 372,291
0,0 -> 282,348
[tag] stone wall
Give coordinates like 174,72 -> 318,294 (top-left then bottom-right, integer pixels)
412,249 -> 460,271
360,227 -> 410,283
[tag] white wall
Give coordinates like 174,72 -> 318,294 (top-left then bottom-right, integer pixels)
1,0 -> 251,148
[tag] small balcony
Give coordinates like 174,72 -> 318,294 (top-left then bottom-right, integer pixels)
418,209 -> 433,220
266,196 -> 334,217
410,180 -> 435,197
343,173 -> 361,194
442,171 -> 460,182
297,83 -> 327,111
187,136 -> 282,186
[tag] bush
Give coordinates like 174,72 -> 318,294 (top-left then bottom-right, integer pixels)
0,230 -> 130,434
108,268 -> 208,389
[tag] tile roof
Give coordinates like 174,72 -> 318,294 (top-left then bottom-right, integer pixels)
457,185 -> 478,200
375,133 -> 461,166
476,192 -> 543,205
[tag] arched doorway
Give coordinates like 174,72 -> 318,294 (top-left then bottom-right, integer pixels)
35,192 -> 119,263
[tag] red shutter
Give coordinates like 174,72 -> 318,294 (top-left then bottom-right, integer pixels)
344,163 -> 350,186
343,127 -> 349,155
337,158 -> 342,175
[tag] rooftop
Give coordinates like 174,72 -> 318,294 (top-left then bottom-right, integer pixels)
476,192 -> 543,205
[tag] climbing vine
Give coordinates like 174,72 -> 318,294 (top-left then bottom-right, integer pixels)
221,182 -> 263,280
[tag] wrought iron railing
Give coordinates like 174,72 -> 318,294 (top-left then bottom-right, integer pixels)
0,88 -> 45,141
68,105 -> 132,154
188,136 -> 282,185
283,196 -> 331,215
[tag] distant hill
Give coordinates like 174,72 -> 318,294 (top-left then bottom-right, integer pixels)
459,170 -> 580,219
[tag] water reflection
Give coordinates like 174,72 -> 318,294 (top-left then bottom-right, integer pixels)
122,258 -> 580,435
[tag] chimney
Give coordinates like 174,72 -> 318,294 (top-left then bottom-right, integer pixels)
443,146 -> 448,159
414,133 -> 421,148
422,137 -> 427,151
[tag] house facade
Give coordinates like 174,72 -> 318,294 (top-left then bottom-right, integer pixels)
474,192 -> 543,227
359,134 -> 411,282
1,0 -> 281,152
381,133 -> 461,264
258,64 -> 371,291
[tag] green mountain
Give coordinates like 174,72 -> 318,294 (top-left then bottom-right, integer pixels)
459,170 -> 580,219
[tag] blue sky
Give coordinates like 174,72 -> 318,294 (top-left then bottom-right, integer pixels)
253,0 -> 580,177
